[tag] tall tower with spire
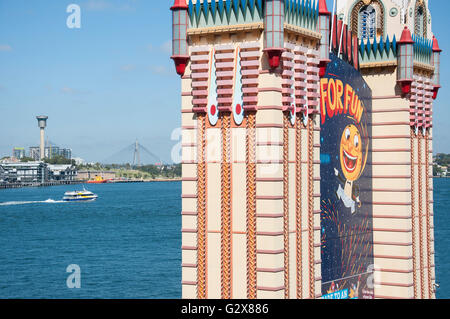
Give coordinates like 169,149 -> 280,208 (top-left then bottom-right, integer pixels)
171,0 -> 441,299
336,0 -> 440,299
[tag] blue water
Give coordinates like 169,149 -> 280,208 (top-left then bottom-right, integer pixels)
0,179 -> 449,299
433,178 -> 450,299
0,182 -> 181,298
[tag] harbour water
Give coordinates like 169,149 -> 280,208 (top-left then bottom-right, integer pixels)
0,179 -> 449,299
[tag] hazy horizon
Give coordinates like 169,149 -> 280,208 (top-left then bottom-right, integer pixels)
1,0 -> 449,163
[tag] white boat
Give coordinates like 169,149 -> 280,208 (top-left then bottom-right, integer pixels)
63,187 -> 98,202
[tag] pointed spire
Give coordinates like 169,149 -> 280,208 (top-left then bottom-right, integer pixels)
319,0 -> 331,15
188,0 -> 193,16
398,26 -> 414,44
432,35 -> 442,52
218,0 -> 224,16
385,34 -> 390,55
171,0 -> 188,10
203,0 -> 209,18
379,35 -> 385,57
360,39 -> 366,57
392,34 -> 397,54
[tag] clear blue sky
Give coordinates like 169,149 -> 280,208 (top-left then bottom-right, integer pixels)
0,0 -> 449,163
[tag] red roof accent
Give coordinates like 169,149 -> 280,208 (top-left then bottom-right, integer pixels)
319,0 -> 331,16
171,0 -> 188,10
398,26 -> 414,44
432,36 -> 442,53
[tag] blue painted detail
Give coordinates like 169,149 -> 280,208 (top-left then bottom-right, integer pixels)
256,0 -> 263,16
378,36 -> 384,57
320,153 -> 331,164
240,0 -> 248,17
195,0 -> 202,20
248,0 -> 255,16
233,0 -> 239,16
359,39 -> 365,56
299,0 -> 304,22
203,0 -> 209,19
226,0 -> 232,17
372,36 -> 377,57
314,0 -> 319,21
385,34 -> 390,55
365,38 -> 371,58
188,0 -> 194,17
392,34 -> 397,54
211,0 -> 216,17
218,0 -> 224,16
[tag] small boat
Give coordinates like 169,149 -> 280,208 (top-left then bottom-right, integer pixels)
63,188 -> 98,202
87,176 -> 108,184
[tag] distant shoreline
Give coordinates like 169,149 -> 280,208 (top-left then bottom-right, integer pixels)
0,178 -> 181,190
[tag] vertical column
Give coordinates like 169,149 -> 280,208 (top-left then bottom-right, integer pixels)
264,0 -> 285,69
221,113 -> 232,299
397,26 -> 414,95
180,45 -> 200,299
431,36 -> 441,100
240,41 -> 260,299
410,128 -> 418,299
255,51 -> 285,298
188,45 -> 211,299
216,44 -> 235,299
246,111 -> 257,298
171,0 -> 189,76
318,0 -> 331,77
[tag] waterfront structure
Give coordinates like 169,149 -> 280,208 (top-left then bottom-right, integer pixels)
0,165 -> 6,182
29,145 -> 72,161
29,147 -> 40,161
0,162 -> 49,183
0,162 -> 76,184
13,147 -> 26,159
48,164 -> 77,181
36,116 -> 48,161
76,170 -> 116,181
172,0 -> 441,299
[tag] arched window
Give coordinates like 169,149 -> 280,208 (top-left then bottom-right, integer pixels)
415,2 -> 427,37
351,0 -> 384,39
359,5 -> 376,39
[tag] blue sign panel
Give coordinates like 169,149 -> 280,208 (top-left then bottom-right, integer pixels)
319,53 -> 374,299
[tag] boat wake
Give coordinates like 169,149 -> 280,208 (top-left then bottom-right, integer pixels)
0,199 -> 66,206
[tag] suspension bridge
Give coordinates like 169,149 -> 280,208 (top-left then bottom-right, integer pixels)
102,140 -> 166,166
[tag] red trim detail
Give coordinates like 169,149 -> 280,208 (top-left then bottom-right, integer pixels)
318,0 -> 331,16
318,60 -> 330,78
264,48 -> 284,69
432,86 -> 440,99
398,80 -> 412,95
170,0 -> 188,10
432,36 -> 442,53
398,26 -> 414,44
171,55 -> 189,77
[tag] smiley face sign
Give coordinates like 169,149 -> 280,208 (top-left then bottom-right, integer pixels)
339,124 -> 363,182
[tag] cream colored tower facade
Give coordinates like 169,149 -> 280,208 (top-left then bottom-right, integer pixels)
337,0 -> 440,299
174,0 -> 324,299
172,0 -> 441,299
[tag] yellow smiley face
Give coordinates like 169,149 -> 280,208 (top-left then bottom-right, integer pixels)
339,124 -> 363,181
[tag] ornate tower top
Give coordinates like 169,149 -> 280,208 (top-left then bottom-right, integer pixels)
337,0 -> 433,40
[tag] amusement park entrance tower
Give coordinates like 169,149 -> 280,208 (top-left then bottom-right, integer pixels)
171,0 -> 441,299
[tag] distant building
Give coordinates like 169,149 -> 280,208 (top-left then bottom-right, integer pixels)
0,162 -> 49,183
76,170 -> 115,181
48,164 -> 77,181
0,157 -> 19,164
29,145 -> 72,161
0,165 -> 6,182
72,157 -> 85,165
29,147 -> 40,161
13,147 -> 26,159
